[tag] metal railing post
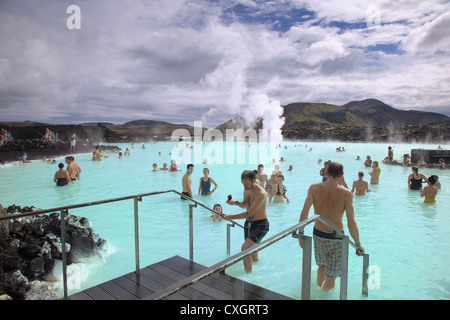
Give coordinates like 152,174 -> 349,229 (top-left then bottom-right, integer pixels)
60,210 -> 68,300
189,204 -> 197,262
301,235 -> 312,300
362,253 -> 369,296
340,236 -> 349,300
226,223 -> 234,256
134,197 -> 142,276
231,277 -> 244,300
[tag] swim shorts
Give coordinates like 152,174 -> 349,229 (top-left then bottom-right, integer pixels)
180,192 -> 191,200
244,219 -> 269,244
313,227 -> 344,279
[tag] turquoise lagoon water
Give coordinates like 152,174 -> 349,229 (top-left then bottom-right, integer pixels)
1,141 -> 449,300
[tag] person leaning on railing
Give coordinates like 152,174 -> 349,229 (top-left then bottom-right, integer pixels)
298,161 -> 364,291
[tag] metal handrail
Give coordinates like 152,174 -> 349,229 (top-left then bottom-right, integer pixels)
173,190 -> 244,229
0,189 -> 244,299
145,213 -> 369,300
0,190 -> 174,221
1,190 -> 369,300
0,189 -> 244,228
144,214 -> 321,300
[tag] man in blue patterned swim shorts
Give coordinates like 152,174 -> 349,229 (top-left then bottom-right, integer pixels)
298,162 -> 364,291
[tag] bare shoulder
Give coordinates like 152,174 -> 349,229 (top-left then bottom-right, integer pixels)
339,185 -> 353,198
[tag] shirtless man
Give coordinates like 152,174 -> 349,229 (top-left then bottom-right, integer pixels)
181,164 -> 194,200
66,156 -> 81,181
223,170 -> 269,273
298,162 -> 364,291
255,164 -> 268,189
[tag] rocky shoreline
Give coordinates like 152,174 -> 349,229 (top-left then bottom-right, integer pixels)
0,204 -> 107,300
282,123 -> 450,142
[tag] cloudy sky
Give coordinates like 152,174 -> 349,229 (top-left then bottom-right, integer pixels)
0,0 -> 449,129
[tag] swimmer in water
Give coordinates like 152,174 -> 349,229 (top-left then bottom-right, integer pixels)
54,163 -> 73,187
351,172 -> 371,195
160,163 -> 169,171
268,165 -> 281,196
417,156 -> 428,168
255,164 -> 268,189
320,161 -> 330,182
270,175 -> 290,203
364,156 -> 372,168
170,160 -> 181,172
198,168 -> 218,195
408,166 -> 427,190
421,176 -> 438,203
369,161 -> 380,184
181,164 -> 194,200
210,204 -> 223,222
431,175 -> 441,190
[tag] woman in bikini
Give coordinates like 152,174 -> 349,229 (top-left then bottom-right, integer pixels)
364,155 -> 372,168
268,165 -> 281,196
270,175 -> 290,203
319,161 -> 330,182
369,161 -> 380,184
421,176 -> 438,203
351,171 -> 371,195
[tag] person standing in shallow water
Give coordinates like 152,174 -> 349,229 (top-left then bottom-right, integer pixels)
369,161 -> 380,184
181,164 -> 194,200
198,168 -> 218,196
298,162 -> 364,291
408,166 -> 427,190
351,172 -> 371,196
223,170 -> 269,273
421,176 -> 438,203
54,163 -> 73,187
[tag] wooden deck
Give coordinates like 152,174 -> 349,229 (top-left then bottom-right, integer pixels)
69,255 -> 293,300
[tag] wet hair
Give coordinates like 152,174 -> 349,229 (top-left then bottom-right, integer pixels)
327,162 -> 344,178
187,164 -> 194,170
428,175 -> 436,185
241,170 -> 256,181
58,163 -> 64,169
257,164 -> 264,168
253,169 -> 258,174
277,174 -> 284,181
213,204 -> 222,211
358,171 -> 364,177
203,168 -> 209,173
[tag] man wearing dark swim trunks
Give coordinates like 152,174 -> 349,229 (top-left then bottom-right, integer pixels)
298,162 -> 364,291
223,170 -> 269,273
181,164 -> 194,200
